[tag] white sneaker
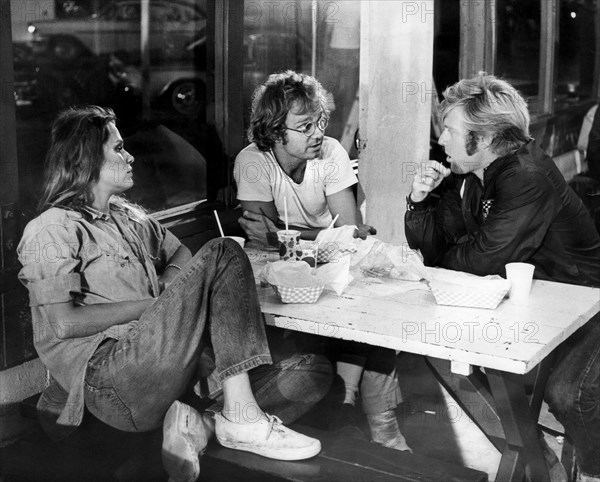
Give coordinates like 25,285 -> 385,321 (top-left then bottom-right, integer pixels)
162,401 -> 214,482
215,412 -> 321,460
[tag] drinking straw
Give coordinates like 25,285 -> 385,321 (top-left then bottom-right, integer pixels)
327,214 -> 340,231
213,210 -> 225,237
284,198 -> 289,231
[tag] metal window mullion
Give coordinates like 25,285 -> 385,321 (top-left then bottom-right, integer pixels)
539,0 -> 558,115
594,0 -> 600,98
485,0 -> 496,75
0,0 -> 20,272
0,0 -> 18,211
0,0 -> 21,370
459,0 -> 496,78
140,0 -> 151,119
215,0 -> 244,205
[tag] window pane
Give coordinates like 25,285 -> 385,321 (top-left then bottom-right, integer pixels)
316,1 -> 360,143
433,0 -> 460,96
12,0 -> 212,214
555,0 -> 598,109
496,0 -> 542,112
242,0 -> 360,152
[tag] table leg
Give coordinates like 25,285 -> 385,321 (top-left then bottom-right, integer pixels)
426,358 -> 552,482
496,448 -> 525,482
426,357 -> 505,450
487,369 -> 550,482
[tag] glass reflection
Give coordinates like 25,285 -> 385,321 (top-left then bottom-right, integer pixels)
12,0 -> 211,214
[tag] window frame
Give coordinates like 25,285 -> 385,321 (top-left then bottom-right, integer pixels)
460,0 -> 600,118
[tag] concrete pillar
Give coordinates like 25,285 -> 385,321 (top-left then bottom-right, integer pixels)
359,0 -> 434,244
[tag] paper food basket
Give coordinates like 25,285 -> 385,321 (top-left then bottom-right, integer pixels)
429,282 -> 508,309
426,268 -> 510,309
272,284 -> 325,304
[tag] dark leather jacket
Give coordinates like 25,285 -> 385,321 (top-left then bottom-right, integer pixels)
405,142 -> 600,287
587,105 -> 600,183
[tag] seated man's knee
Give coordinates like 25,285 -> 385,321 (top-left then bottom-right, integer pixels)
309,353 -> 334,395
280,353 -> 333,400
546,370 -> 578,416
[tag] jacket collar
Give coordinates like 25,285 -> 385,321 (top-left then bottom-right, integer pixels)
80,205 -> 110,221
482,139 -> 535,186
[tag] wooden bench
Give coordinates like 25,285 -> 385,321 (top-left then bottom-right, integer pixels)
203,423 -> 488,482
10,394 -> 487,482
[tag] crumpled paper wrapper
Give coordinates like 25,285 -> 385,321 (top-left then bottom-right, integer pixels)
315,225 -> 357,263
354,239 -> 427,281
260,257 -> 353,296
260,260 -> 324,288
315,254 -> 353,295
425,267 -> 510,290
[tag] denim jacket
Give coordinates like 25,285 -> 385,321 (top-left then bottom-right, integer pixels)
17,204 -> 180,439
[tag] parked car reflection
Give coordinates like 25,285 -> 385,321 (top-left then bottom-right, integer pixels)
13,42 -> 139,117
111,29 -> 298,120
27,0 -> 206,63
13,41 -> 208,213
14,41 -> 208,121
112,36 -> 206,118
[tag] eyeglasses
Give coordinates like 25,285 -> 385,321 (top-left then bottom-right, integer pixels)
284,117 -> 328,137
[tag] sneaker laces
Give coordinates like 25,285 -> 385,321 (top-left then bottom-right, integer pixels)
264,414 -> 285,440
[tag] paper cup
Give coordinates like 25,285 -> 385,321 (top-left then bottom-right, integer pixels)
277,230 -> 301,261
505,262 -> 535,304
223,236 -> 245,248
296,240 -> 318,268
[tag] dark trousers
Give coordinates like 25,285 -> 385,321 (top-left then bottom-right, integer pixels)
545,311 -> 600,477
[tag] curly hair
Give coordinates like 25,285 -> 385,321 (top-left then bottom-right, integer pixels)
38,105 -> 116,212
248,70 -> 334,152
440,73 -> 531,157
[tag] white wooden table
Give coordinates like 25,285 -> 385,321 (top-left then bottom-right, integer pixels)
249,249 -> 600,481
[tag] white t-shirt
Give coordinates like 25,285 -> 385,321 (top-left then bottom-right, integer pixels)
234,137 -> 357,230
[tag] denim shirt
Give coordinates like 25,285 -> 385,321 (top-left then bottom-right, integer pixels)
17,205 -> 181,439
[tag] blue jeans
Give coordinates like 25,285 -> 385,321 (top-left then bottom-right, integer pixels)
84,238 -> 332,431
545,311 -> 600,477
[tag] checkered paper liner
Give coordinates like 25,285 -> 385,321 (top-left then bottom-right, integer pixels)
429,281 -> 509,310
317,243 -> 357,264
272,284 -> 325,304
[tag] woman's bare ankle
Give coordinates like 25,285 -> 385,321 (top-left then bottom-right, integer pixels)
221,402 -> 267,424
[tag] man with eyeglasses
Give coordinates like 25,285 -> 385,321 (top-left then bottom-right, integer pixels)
233,70 -> 411,453
234,70 -> 375,244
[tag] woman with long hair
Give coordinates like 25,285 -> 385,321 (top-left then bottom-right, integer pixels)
18,106 -> 332,482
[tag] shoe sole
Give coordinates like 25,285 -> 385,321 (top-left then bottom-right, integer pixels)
162,402 -> 205,482
217,438 -> 321,461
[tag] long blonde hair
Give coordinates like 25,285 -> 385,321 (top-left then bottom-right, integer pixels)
38,106 -> 146,222
38,106 -> 117,212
